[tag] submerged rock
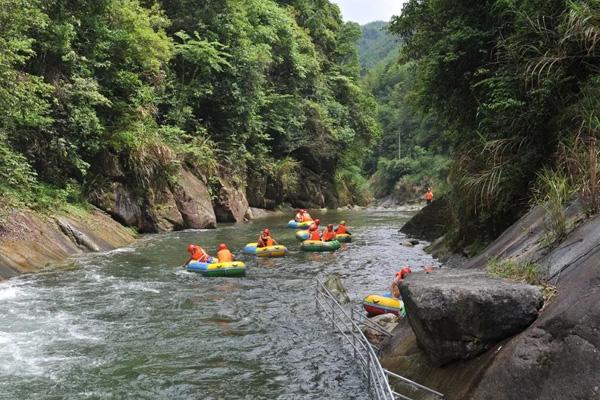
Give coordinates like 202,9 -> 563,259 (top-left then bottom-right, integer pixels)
402,240 -> 415,247
324,273 -> 350,304
400,269 -> 543,366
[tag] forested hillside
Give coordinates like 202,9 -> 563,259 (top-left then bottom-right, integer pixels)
357,21 -> 399,72
0,0 -> 379,230
359,22 -> 448,202
391,0 -> 600,252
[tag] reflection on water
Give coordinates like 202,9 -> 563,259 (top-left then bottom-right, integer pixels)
0,209 -> 437,399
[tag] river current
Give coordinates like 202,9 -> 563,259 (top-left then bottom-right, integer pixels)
0,209 -> 437,399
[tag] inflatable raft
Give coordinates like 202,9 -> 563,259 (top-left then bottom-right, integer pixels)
295,230 -> 310,241
288,220 -> 313,229
243,243 -> 287,258
336,233 -> 352,243
363,293 -> 404,317
300,240 -> 341,252
186,261 -> 246,277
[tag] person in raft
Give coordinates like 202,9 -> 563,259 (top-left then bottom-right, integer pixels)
335,221 -> 350,235
424,188 -> 434,204
309,218 -> 321,231
257,228 -> 278,248
183,244 -> 211,266
301,209 -> 313,222
391,267 -> 412,299
322,224 -> 337,242
294,209 -> 304,222
216,243 -> 233,262
308,223 -> 321,241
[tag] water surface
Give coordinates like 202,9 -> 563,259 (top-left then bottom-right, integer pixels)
0,209 -> 437,399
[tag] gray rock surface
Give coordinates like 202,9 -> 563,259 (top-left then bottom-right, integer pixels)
172,169 -> 217,229
469,220 -> 600,400
213,172 -> 249,223
324,273 -> 350,304
400,269 -> 543,366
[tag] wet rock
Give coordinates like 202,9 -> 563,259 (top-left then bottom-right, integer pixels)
400,197 -> 451,242
0,208 -> 135,279
402,240 -> 415,247
400,269 -> 543,366
245,207 -> 280,220
172,169 -> 217,229
56,218 -> 100,252
324,273 -> 350,304
362,313 -> 400,345
149,188 -> 184,232
213,172 -> 249,223
90,182 -> 143,228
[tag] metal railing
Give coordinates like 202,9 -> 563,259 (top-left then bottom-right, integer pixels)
315,279 -> 445,400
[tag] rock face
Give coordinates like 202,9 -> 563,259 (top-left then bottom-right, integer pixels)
400,197 -> 451,242
172,170 -> 216,229
0,208 -> 135,280
469,216 -> 600,400
89,168 -> 217,232
212,172 -> 250,223
400,269 -> 543,366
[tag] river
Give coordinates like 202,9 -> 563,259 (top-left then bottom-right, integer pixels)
0,209 -> 437,399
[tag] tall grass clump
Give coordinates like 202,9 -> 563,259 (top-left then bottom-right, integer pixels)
532,168 -> 575,245
487,258 -> 545,285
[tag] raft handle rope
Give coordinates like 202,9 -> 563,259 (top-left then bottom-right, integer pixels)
315,279 -> 445,400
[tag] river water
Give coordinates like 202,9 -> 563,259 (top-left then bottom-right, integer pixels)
0,209 -> 437,399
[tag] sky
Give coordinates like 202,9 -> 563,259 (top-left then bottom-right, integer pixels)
332,0 -> 405,25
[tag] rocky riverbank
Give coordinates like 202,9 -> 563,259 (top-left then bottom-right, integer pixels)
0,206 -> 136,281
0,199 -> 281,281
384,201 -> 600,399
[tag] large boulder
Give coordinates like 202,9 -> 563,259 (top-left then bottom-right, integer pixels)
400,269 -> 543,366
212,172 -> 249,223
400,197 -> 451,242
172,169 -> 217,229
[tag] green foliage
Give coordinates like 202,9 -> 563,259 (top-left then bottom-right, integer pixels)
372,149 -> 449,198
358,21 -> 400,72
532,168 -> 576,245
388,0 -> 600,250
487,258 -> 545,286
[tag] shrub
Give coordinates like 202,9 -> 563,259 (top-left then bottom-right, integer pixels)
532,168 -> 576,245
487,258 -> 544,286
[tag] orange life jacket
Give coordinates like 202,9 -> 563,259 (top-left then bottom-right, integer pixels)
258,235 -> 274,248
425,191 -> 433,201
322,230 -> 336,242
191,246 -> 208,262
309,229 -> 321,241
216,249 -> 233,262
336,225 -> 347,234
302,213 -> 313,222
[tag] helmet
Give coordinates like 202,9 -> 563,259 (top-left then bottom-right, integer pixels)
263,228 -> 270,235
218,243 -> 227,251
340,220 -> 346,225
187,244 -> 195,253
